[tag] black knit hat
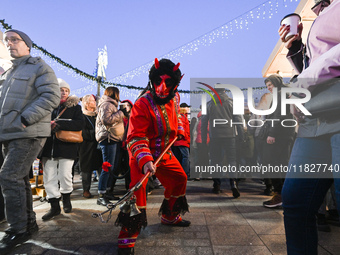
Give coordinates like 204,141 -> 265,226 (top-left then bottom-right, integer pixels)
5,29 -> 32,50
180,103 -> 191,108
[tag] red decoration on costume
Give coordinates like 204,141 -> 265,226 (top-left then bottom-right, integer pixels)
154,58 -> 160,69
102,162 -> 112,172
120,91 -> 188,249
173,62 -> 180,72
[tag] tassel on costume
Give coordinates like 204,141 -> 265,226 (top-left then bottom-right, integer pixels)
115,208 -> 147,235
158,196 -> 189,217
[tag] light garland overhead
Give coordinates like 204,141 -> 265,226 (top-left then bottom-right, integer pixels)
108,0 -> 298,85
0,0 -> 298,99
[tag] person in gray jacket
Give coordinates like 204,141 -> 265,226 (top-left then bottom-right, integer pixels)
0,29 -> 60,254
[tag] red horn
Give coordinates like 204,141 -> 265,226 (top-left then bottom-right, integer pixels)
154,58 -> 160,69
173,62 -> 180,72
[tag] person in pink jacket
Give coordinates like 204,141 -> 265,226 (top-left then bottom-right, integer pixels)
279,0 -> 340,253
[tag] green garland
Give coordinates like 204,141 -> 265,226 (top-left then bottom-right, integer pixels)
0,19 -> 143,91
1,19 -> 266,94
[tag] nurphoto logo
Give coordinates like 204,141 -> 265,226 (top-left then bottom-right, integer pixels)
199,83 -> 311,117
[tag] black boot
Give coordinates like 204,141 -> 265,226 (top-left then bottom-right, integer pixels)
97,193 -> 111,206
42,198 -> 61,221
230,179 -> 240,198
212,183 -> 221,194
0,230 -> 30,254
61,193 -> 72,213
27,220 -> 39,235
264,185 -> 273,196
118,247 -> 134,255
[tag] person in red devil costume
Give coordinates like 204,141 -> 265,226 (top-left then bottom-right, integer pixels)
115,58 -> 190,255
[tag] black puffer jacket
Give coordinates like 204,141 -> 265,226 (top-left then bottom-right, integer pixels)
40,95 -> 84,160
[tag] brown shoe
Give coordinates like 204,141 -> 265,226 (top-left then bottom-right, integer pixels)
83,191 -> 93,198
263,192 -> 282,208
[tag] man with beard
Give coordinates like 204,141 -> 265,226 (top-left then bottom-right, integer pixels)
115,58 -> 190,255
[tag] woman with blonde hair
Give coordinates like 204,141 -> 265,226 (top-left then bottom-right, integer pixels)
79,94 -> 102,198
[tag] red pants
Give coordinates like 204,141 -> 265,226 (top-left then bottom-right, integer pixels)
117,152 -> 188,248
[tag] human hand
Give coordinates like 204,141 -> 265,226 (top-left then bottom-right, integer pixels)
143,161 -> 156,176
120,108 -> 129,117
290,104 -> 305,123
278,23 -> 303,49
177,134 -> 184,140
51,120 -> 60,132
267,136 -> 276,144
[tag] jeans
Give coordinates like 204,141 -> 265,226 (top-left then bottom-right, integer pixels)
0,138 -> 46,233
172,146 -> 190,177
209,137 -> 237,187
98,140 -> 120,193
282,133 -> 340,255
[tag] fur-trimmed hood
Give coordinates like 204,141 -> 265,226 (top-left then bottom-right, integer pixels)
62,95 -> 80,108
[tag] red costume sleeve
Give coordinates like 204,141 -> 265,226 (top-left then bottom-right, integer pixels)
127,98 -> 154,170
174,113 -> 190,147
174,93 -> 185,137
127,92 -> 180,171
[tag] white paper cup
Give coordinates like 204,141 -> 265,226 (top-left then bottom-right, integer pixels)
280,13 -> 301,41
119,102 -> 127,110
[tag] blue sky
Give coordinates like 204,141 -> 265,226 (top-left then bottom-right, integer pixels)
1,0 -> 299,103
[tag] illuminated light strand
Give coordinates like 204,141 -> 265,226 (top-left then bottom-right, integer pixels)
108,0 -> 298,86
0,0 -> 298,98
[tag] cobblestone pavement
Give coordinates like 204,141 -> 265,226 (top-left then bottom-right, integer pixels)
0,175 -> 339,255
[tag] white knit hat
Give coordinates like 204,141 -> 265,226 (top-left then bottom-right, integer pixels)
58,78 -> 70,92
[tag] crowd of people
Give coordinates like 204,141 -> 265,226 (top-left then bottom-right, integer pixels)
0,1 -> 339,253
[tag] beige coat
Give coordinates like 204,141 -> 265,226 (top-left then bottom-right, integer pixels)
95,95 -> 124,143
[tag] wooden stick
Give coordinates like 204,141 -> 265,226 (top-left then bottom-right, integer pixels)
92,137 -> 179,221
132,137 -> 178,191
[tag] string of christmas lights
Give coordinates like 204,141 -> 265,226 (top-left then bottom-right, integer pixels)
108,0 -> 298,85
1,0 -> 298,99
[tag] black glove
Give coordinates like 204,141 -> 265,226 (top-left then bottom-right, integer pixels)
51,122 -> 61,133
120,108 -> 129,117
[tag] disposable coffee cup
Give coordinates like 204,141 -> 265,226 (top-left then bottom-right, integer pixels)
119,102 -> 127,110
280,13 -> 301,41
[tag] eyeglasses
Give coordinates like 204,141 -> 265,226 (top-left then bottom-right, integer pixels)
3,38 -> 24,45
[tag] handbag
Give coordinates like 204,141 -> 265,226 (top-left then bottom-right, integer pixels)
55,130 -> 83,143
54,107 -> 83,143
304,79 -> 340,118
